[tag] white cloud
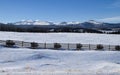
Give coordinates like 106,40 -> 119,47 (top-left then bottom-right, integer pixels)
98,16 -> 120,23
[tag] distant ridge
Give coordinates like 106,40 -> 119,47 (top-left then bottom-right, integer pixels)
0,20 -> 120,34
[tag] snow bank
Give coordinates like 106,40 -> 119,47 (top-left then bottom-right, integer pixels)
0,48 -> 120,74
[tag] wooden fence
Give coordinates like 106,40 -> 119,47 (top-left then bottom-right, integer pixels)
0,40 -> 119,51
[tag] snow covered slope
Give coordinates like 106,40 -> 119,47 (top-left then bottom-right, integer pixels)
0,47 -> 120,75
0,31 -> 120,45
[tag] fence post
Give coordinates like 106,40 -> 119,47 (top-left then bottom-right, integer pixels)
109,45 -> 110,51
89,44 -> 91,50
22,41 -> 24,47
44,42 -> 46,49
68,43 -> 69,50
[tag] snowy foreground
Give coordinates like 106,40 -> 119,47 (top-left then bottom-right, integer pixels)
0,31 -> 120,45
0,47 -> 120,75
0,31 -> 120,75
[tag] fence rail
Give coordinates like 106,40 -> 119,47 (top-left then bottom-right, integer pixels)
0,40 -> 119,51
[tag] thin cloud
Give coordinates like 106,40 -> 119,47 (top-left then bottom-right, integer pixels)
98,16 -> 120,23
112,0 -> 120,8
107,0 -> 120,8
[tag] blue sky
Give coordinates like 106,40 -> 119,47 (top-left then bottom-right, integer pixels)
0,0 -> 120,23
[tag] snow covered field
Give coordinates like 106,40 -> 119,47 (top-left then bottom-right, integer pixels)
0,47 -> 120,75
0,31 -> 120,75
0,31 -> 120,45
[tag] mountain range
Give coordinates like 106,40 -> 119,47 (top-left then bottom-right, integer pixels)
11,20 -> 120,29
13,20 -> 99,25
0,20 -> 120,33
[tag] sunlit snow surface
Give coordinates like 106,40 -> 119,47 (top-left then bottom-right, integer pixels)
0,48 -> 120,75
0,31 -> 120,75
0,31 -> 120,45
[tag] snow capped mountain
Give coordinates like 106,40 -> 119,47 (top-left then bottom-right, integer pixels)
67,21 -> 80,24
78,20 -> 105,28
9,20 -> 120,29
12,20 -> 102,25
55,21 -> 80,25
13,20 -> 81,25
13,20 -> 54,25
86,20 -> 103,24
